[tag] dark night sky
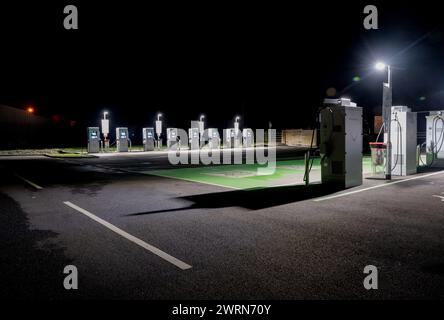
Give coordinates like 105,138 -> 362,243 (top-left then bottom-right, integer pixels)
0,1 -> 443,131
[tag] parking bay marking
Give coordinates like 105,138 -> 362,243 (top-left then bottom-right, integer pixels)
14,173 -> 43,190
63,201 -> 192,270
315,170 -> 444,202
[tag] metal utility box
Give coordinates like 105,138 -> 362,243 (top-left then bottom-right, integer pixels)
101,119 -> 109,137
116,127 -> 129,152
155,120 -> 162,137
87,127 -> 100,153
320,98 -> 363,188
208,128 -> 220,149
390,107 -> 417,175
242,128 -> 254,148
189,127 -> 200,150
143,127 -> 155,151
426,111 -> 444,164
167,128 -> 178,149
155,120 -> 163,149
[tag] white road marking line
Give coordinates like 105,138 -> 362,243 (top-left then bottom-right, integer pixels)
145,172 -> 241,190
314,170 -> 444,202
63,201 -> 192,270
13,173 -> 43,190
433,195 -> 444,202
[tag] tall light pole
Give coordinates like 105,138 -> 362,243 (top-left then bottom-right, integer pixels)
375,61 -> 392,180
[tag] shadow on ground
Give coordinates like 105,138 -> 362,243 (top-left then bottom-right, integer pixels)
421,263 -> 444,276
126,165 -> 444,217
0,192 -> 76,299
127,183 -> 342,216
1,159 -> 130,196
0,189 -> 115,299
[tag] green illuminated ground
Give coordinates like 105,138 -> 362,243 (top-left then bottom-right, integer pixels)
146,156 -> 374,189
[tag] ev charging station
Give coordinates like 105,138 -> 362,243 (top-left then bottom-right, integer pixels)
320,98 -> 363,188
190,121 -> 201,149
167,128 -> 178,148
223,129 -> 233,149
207,128 -> 220,149
143,127 -> 155,151
390,106 -> 417,176
87,127 -> 100,153
242,128 -> 253,148
425,111 -> 444,165
189,127 -> 200,150
116,127 -> 129,152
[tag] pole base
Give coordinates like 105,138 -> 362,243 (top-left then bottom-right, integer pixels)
385,174 -> 391,180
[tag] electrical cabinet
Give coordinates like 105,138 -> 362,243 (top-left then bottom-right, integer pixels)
223,129 -> 233,148
207,128 -> 220,149
320,99 -> 362,188
242,128 -> 253,148
426,111 -> 444,164
116,127 -> 129,152
189,127 -> 200,150
390,107 -> 417,175
143,127 -> 155,151
87,127 -> 100,153
167,128 -> 178,149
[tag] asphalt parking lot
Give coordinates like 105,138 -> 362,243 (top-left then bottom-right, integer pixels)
1,148 -> 444,299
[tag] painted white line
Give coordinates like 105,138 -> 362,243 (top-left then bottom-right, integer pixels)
14,173 -> 43,190
314,170 -> 444,202
145,172 -> 241,190
63,201 -> 192,270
